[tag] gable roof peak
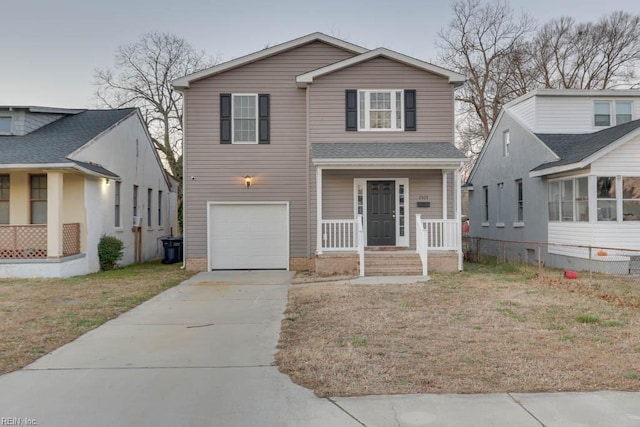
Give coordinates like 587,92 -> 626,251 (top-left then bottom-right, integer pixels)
296,46 -> 466,87
172,32 -> 368,89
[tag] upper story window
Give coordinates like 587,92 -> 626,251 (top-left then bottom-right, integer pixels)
346,89 -> 416,132
0,117 -> 11,135
503,130 -> 510,157
233,94 -> 257,143
220,93 -> 270,144
358,90 -> 403,131
594,101 -> 633,127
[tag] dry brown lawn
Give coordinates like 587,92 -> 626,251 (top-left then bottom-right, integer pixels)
276,263 -> 640,397
0,261 -> 194,375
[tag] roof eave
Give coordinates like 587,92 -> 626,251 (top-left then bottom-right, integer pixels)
312,157 -> 467,169
0,163 -> 120,179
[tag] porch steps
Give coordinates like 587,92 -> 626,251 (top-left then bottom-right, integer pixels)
364,251 -> 423,276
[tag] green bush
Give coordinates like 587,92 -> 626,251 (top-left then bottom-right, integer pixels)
98,235 -> 124,271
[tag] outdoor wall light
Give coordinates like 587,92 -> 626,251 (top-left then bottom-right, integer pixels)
105,178 -> 110,185
244,175 -> 252,189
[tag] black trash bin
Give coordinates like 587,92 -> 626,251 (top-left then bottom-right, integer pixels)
161,237 -> 183,264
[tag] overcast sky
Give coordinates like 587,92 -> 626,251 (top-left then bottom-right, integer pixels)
1,0 -> 637,108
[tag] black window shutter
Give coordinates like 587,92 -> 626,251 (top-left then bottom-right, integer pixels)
258,94 -> 270,144
220,93 -> 232,143
345,89 -> 358,131
404,89 -> 416,131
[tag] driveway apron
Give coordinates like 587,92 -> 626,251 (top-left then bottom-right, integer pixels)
0,271 -> 360,427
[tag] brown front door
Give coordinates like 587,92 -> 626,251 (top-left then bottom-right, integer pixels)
367,181 -> 395,246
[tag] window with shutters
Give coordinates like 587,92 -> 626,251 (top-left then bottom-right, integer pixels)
232,94 -> 258,143
357,90 -> 404,131
220,93 -> 270,144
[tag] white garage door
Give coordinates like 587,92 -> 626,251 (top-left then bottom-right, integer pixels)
208,202 -> 289,270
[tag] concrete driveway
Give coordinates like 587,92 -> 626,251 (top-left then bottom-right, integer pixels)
1,271 -> 639,427
0,271 -> 360,427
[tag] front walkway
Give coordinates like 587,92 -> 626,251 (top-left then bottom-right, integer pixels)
0,271 -> 638,426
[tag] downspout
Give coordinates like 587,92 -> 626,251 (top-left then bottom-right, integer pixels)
306,84 -> 311,265
180,90 -> 187,269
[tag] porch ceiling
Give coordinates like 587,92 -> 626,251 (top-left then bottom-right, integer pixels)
312,142 -> 467,168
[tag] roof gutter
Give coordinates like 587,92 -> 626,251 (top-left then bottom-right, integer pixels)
0,163 -> 120,180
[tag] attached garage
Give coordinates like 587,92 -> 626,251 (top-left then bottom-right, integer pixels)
207,202 -> 289,270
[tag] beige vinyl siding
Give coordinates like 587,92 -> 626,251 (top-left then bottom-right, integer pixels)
183,41 -> 354,259
591,135 -> 640,176
308,57 -> 454,143
315,169 -> 444,250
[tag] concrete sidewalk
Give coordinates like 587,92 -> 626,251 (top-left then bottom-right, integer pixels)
0,270 -> 638,426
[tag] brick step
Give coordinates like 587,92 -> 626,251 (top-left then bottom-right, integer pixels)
363,252 -> 423,276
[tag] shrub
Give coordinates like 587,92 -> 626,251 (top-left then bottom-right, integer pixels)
98,235 -> 124,271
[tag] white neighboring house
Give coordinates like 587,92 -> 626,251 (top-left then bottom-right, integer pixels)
467,89 -> 640,274
0,106 -> 177,278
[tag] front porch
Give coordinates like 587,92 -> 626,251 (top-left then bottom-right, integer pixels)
0,170 -> 88,277
314,168 -> 463,277
0,223 -> 81,259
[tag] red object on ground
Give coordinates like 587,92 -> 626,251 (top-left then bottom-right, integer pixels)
565,270 -> 578,279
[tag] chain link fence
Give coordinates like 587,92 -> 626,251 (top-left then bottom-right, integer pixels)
463,235 -> 640,281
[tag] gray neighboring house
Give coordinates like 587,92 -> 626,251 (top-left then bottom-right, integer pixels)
173,32 -> 468,276
467,89 -> 640,273
0,106 -> 175,277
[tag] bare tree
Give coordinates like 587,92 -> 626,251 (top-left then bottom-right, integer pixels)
437,0 -> 535,160
531,12 -> 640,89
95,32 -> 215,192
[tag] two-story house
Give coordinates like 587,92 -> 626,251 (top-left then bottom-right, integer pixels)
467,89 -> 640,274
173,33 -> 467,276
0,106 -> 177,277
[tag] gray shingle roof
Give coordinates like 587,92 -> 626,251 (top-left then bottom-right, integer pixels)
312,142 -> 466,159
533,119 -> 640,172
0,109 -> 136,168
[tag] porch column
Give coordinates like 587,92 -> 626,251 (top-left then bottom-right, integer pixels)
47,171 -> 64,258
442,171 -> 448,219
454,168 -> 462,272
316,167 -> 323,255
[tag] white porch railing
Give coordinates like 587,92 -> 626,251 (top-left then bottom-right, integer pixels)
357,214 -> 364,277
416,215 -> 428,276
321,219 -> 358,251
422,218 -> 460,251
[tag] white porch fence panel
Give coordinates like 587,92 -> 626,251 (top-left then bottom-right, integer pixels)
415,215 -> 428,276
321,219 -> 358,251
422,219 -> 459,251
